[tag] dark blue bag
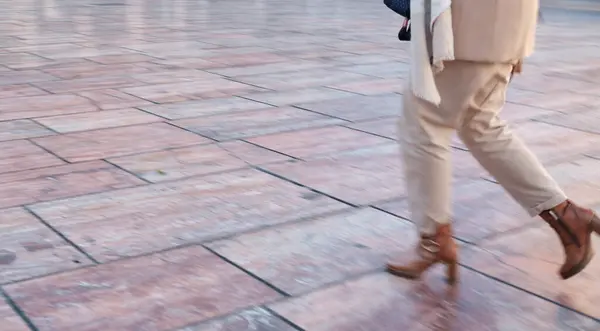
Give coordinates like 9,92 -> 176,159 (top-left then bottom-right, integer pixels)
383,0 -> 410,19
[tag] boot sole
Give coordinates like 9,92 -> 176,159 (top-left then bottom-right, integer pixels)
560,245 -> 595,280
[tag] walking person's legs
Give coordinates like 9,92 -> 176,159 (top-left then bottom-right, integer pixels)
387,60 -> 600,283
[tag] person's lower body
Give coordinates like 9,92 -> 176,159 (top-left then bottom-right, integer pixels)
387,61 -> 600,283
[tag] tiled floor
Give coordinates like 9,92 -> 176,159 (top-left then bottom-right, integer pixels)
1,0 -> 600,330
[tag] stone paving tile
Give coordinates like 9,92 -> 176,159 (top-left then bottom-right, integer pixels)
0,161 -> 143,209
0,140 -> 64,174
246,126 -> 391,159
0,120 -> 54,141
208,208 -> 415,295
76,89 -> 154,110
4,246 -> 282,331
0,298 -> 30,331
206,60 -> 333,77
0,207 -> 93,284
130,70 -> 221,84
171,107 -> 344,141
85,53 -> 160,65
499,102 -> 561,123
35,108 -> 163,133
0,84 -> 48,99
338,62 -> 411,79
327,78 -> 405,95
29,169 -> 348,261
34,75 -> 144,94
463,225 -> 600,319
0,94 -> 98,121
376,179 -> 528,243
173,307 -> 296,331
120,80 -> 263,103
230,69 -> 372,90
264,143 -> 486,206
108,141 -> 290,183
263,144 -> 405,205
141,97 -> 272,120
294,94 -> 402,121
451,120 -> 600,163
535,108 -> 600,134
40,62 -> 153,80
346,117 -> 397,139
269,271 -> 600,331
0,70 -> 58,86
202,52 -> 290,67
33,123 -> 209,162
379,157 -> 600,241
240,87 -> 357,107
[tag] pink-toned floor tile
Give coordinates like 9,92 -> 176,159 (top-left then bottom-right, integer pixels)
346,117 -> 397,139
269,271 -> 600,331
174,307 -> 296,331
33,123 -> 208,162
327,78 -> 405,95
0,161 -> 142,208
499,102 -> 560,123
463,224 -> 600,319
376,178 -> 529,243
452,121 -> 600,164
208,208 -> 415,295
0,120 -> 54,141
535,108 -> 600,134
246,126 -> 390,159
147,58 -> 223,70
41,62 -> 152,80
141,97 -> 272,120
120,79 -> 263,103
230,69 -> 371,90
108,141 -> 289,182
203,52 -> 289,66
34,75 -> 144,93
35,108 -> 162,133
263,144 -> 404,205
0,207 -> 93,284
4,246 -> 281,331
76,89 -> 153,110
0,53 -> 56,69
172,106 -> 344,141
0,140 -> 64,174
240,87 -> 357,106
0,84 -> 48,99
206,60 -> 333,77
0,70 -> 58,86
0,299 -> 29,331
86,53 -> 160,64
29,169 -> 348,261
0,94 -> 98,121
294,94 -> 402,121
130,69 -> 220,84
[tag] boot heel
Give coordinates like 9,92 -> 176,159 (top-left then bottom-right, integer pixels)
446,261 -> 458,285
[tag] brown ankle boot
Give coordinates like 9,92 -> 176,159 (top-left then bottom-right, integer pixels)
540,200 -> 600,279
386,224 -> 458,284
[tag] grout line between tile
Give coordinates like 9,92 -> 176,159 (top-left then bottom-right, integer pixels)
23,206 -> 100,265
459,264 -> 600,323
202,245 -> 291,298
263,306 -> 306,331
3,207 -> 354,287
254,165 -> 359,208
1,288 -> 40,331
28,138 -> 71,164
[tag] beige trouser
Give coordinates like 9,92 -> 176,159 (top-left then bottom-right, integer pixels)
400,60 -> 567,235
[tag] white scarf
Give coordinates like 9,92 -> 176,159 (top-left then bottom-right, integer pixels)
409,0 -> 454,105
